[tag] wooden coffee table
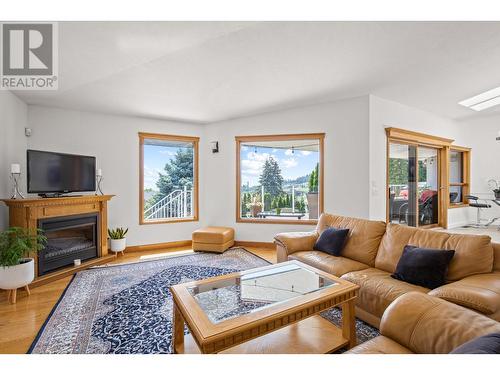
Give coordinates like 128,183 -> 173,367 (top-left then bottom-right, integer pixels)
170,260 -> 359,354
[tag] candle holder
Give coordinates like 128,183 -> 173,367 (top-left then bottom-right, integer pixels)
96,169 -> 104,195
10,164 -> 24,199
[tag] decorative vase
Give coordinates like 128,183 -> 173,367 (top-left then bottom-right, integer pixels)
0,258 -> 35,303
110,238 -> 127,254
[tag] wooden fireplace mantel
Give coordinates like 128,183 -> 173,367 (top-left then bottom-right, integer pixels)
1,195 -> 115,287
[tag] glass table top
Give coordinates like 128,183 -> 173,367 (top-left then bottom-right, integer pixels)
187,263 -> 338,324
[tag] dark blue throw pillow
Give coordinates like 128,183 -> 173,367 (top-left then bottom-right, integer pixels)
391,245 -> 455,289
313,227 -> 350,256
451,333 -> 500,354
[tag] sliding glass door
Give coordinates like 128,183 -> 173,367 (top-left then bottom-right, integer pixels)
388,142 -> 440,227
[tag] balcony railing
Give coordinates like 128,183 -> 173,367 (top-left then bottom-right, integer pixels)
144,186 -> 193,220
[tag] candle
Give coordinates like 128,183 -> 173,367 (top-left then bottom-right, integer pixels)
10,163 -> 20,174
96,168 -> 102,177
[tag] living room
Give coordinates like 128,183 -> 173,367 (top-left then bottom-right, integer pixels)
1,1 -> 500,372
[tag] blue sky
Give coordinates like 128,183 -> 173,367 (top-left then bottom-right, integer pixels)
143,144 -> 181,190
240,145 -> 319,187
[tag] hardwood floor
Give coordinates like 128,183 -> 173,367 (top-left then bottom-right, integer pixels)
0,246 -> 276,354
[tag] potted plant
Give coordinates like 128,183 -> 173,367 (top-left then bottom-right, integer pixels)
249,196 -> 263,218
307,163 -> 320,219
108,227 -> 128,255
0,227 -> 46,304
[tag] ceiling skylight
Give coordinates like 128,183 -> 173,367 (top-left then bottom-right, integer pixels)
459,86 -> 500,111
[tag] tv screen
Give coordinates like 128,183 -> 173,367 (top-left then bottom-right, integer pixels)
27,150 -> 96,194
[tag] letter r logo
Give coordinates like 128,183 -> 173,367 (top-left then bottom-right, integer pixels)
2,23 -> 53,75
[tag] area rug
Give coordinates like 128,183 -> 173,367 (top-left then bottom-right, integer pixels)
29,248 -> 379,354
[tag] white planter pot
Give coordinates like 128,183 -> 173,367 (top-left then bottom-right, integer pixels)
0,258 -> 35,290
110,238 -> 127,253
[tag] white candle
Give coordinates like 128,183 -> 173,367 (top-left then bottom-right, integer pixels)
96,168 -> 102,177
10,163 -> 20,174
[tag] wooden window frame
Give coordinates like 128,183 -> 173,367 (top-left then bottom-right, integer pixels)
386,127 -> 472,229
448,145 -> 471,208
139,132 -> 199,225
235,133 -> 325,225
386,127 -> 453,229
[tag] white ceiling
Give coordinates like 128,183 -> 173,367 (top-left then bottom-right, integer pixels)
13,21 -> 500,123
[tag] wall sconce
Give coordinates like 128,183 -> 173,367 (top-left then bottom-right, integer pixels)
497,131 -> 500,141
210,141 -> 219,153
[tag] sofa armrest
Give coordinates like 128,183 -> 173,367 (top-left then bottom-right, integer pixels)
428,273 -> 500,315
274,231 -> 318,263
380,292 -> 500,353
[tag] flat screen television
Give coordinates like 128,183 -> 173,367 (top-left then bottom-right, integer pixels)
27,150 -> 96,195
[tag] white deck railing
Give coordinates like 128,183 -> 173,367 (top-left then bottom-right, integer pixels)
144,186 -> 193,220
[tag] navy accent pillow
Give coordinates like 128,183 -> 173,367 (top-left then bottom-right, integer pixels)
313,227 -> 350,256
391,245 -> 455,289
451,333 -> 500,354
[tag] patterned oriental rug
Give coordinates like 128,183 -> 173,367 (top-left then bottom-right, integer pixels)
29,248 -> 379,354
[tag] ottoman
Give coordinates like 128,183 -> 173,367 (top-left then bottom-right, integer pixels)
192,226 -> 235,253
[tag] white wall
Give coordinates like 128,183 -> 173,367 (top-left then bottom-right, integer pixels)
12,94 -> 488,245
0,91 -> 27,230
202,96 -> 370,242
457,115 -> 500,222
27,106 -> 205,246
368,95 -> 471,227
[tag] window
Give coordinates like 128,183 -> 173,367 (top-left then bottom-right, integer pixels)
139,132 -> 199,224
386,127 -> 472,229
236,134 -> 324,224
449,146 -> 471,206
386,127 -> 453,228
388,142 -> 440,227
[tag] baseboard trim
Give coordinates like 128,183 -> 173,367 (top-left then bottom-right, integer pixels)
125,240 -> 275,253
234,241 -> 275,249
125,240 -> 192,253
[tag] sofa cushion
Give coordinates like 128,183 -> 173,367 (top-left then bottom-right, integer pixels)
346,336 -> 414,354
429,273 -> 500,315
450,332 -> 500,354
289,251 -> 369,277
341,267 -> 429,319
392,245 -> 455,289
493,242 -> 500,272
375,224 -> 493,281
381,293 -> 500,353
313,227 -> 349,256
316,214 -> 386,267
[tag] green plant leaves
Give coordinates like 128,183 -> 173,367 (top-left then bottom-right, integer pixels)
108,227 -> 128,239
0,227 -> 47,267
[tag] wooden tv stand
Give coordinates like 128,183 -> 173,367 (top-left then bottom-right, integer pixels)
1,195 -> 115,288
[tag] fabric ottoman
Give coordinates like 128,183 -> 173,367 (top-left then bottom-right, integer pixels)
192,226 -> 235,253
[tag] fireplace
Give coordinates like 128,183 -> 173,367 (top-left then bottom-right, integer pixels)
38,213 -> 99,275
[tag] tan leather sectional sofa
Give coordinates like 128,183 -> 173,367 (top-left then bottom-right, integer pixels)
347,292 -> 500,354
274,213 -> 500,328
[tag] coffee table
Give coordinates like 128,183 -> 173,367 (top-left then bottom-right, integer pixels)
170,260 -> 359,354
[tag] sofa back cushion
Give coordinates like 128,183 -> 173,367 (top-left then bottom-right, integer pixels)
315,214 -> 386,266
375,223 -> 494,281
493,242 -> 500,272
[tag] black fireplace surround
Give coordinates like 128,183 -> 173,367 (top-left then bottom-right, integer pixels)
38,213 -> 99,275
